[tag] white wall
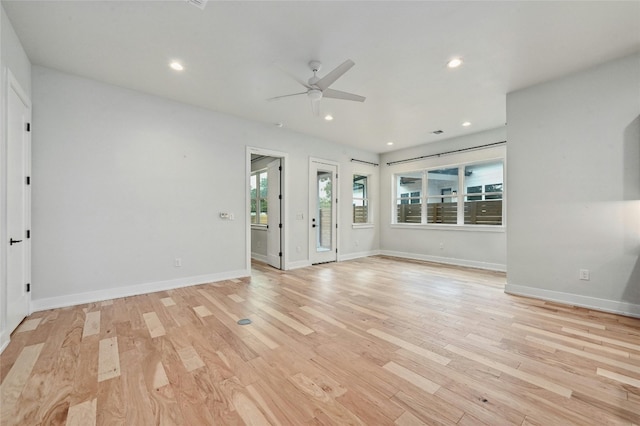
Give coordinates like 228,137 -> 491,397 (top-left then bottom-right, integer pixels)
379,127 -> 507,271
31,66 -> 379,310
506,53 -> 640,317
1,5 -> 32,351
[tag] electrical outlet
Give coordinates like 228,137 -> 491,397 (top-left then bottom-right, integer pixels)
175,258 -> 182,267
579,269 -> 590,281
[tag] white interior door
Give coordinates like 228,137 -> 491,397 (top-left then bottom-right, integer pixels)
266,158 -> 281,269
309,160 -> 337,264
6,74 -> 31,333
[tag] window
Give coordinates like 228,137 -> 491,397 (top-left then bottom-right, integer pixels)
394,160 -> 504,226
426,167 -> 458,224
353,174 -> 371,224
396,173 -> 422,223
463,162 -> 503,225
251,170 -> 268,225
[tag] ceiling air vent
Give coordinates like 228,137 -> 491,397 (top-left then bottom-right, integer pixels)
432,130 -> 444,135
185,0 -> 207,10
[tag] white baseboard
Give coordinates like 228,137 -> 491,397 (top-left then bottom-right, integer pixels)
286,260 -> 312,270
379,250 -> 506,272
338,250 -> 381,262
0,330 -> 10,355
30,269 -> 250,312
251,253 -> 268,263
505,283 -> 640,318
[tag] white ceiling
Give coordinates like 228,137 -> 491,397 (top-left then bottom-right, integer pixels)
3,1 -> 639,153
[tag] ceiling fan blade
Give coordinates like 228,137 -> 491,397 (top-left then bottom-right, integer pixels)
266,92 -> 308,102
322,88 -> 366,102
275,64 -> 311,90
316,59 -> 355,91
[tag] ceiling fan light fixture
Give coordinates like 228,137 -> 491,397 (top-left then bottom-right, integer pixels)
308,89 -> 323,101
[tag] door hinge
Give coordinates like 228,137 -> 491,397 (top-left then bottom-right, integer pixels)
278,223 -> 282,229
278,166 -> 282,171
26,176 -> 31,185
336,223 -> 338,229
26,283 -> 31,292
278,252 -> 282,257
278,194 -> 282,200
26,229 -> 31,239
336,173 -> 338,179
25,122 -> 31,132
335,248 -> 338,254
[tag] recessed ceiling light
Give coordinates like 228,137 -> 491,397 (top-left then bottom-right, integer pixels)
275,122 -> 284,128
447,58 -> 463,68
169,61 -> 184,71
324,114 -> 333,121
387,141 -> 394,146
462,121 -> 471,127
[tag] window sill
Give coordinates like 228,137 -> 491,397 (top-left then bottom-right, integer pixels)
251,224 -> 268,231
352,223 -> 374,229
390,223 -> 505,233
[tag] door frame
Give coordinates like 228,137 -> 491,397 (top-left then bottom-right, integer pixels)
1,69 -> 32,350
308,157 -> 339,264
246,147 -> 288,271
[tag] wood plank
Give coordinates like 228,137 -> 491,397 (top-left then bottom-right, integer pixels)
383,361 -> 440,394
160,297 -> 176,307
445,344 -> 572,398
367,328 -> 450,366
82,311 -> 101,338
98,337 -> 121,382
176,346 -> 205,372
15,318 -> 43,333
0,343 -> 45,423
66,398 -> 96,426
597,368 -> 640,388
142,312 -> 166,338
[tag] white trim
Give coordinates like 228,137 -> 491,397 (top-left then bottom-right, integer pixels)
352,224 -> 374,229
380,250 -> 506,272
338,250 -> 381,262
251,252 -> 268,263
390,223 -> 505,233
30,269 -> 249,312
287,260 -> 312,270
0,330 -> 11,355
505,284 -> 640,319
247,147 -> 289,271
309,157 -> 340,265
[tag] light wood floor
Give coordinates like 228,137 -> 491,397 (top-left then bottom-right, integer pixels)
2,256 -> 640,425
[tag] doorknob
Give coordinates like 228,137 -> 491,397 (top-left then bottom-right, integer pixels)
9,238 -> 22,245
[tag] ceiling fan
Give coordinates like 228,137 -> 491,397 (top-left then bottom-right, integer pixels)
268,59 -> 366,116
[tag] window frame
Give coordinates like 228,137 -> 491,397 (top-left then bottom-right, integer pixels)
392,158 -> 505,231
250,168 -> 268,227
352,172 -> 374,228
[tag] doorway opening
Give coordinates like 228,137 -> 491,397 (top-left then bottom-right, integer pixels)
309,158 -> 338,264
247,148 -> 287,271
